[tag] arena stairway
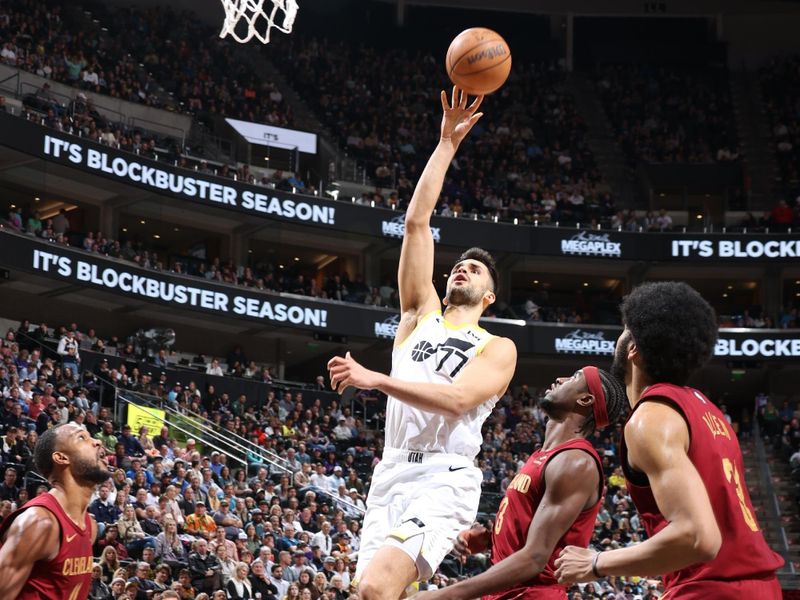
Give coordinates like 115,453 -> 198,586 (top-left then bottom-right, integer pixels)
740,433 -> 800,590
729,69 -> 780,212
567,71 -> 637,208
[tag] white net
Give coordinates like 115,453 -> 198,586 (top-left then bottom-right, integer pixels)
219,0 -> 299,44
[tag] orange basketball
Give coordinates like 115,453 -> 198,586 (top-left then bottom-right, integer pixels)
446,28 -> 512,95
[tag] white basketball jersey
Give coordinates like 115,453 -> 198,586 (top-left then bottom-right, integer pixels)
385,310 -> 498,457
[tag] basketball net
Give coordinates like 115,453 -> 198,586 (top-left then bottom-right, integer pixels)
219,0 -> 299,44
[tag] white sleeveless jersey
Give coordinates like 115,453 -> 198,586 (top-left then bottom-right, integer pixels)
385,310 -> 498,457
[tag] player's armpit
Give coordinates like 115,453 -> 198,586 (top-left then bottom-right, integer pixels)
0,506 -> 60,597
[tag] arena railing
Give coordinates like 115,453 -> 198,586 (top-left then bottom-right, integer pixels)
113,391 -> 249,470
13,327 -> 293,475
112,387 -> 293,476
753,417 -> 796,576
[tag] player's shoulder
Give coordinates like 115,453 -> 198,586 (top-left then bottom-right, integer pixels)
628,397 -> 688,435
481,335 -> 516,355
2,503 -> 59,542
544,448 -> 599,490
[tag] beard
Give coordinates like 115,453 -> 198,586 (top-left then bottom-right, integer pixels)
445,284 -> 484,307
536,392 -> 557,419
72,454 -> 110,485
611,336 -> 629,384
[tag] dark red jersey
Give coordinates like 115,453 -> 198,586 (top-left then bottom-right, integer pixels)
485,438 -> 604,600
621,383 -> 783,594
0,492 -> 94,600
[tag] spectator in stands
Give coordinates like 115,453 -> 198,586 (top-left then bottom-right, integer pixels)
119,424 -> 145,457
188,538 -> 222,593
186,501 -> 217,540
226,562 -> 252,599
89,482 -> 121,532
655,209 -> 673,232
249,558 -> 278,598
118,503 -> 156,557
56,329 -> 80,374
206,359 -> 224,377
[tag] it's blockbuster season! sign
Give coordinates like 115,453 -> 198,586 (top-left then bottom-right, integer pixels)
4,113 -> 800,261
1,231 -> 798,360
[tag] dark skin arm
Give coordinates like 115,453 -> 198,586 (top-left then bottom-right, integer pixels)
555,401 -> 721,582
416,449 -> 600,600
0,506 -> 60,597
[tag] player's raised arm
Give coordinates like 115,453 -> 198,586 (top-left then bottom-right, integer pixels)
0,506 -> 60,597
555,401 -> 722,583
397,88 -> 483,325
417,450 -> 600,600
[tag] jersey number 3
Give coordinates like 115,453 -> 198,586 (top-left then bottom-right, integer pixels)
722,457 -> 759,532
494,497 -> 510,535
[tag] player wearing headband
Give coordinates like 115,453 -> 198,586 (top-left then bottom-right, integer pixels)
416,366 -> 627,600
555,282 -> 783,599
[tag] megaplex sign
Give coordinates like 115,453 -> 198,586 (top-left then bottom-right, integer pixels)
560,232 -> 621,258
381,214 -> 441,243
553,329 -> 616,355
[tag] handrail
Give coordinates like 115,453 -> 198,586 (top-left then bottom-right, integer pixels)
12,327 -> 292,475
117,388 -> 292,476
752,416 -> 796,574
114,391 -> 247,469
305,485 -> 365,517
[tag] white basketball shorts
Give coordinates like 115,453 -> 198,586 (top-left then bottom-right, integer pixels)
355,447 -> 482,581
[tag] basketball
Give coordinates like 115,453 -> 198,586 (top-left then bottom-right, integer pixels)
446,28 -> 512,95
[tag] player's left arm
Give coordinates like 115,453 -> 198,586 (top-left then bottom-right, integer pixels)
327,337 -> 516,417
416,450 -> 599,600
555,401 -> 722,583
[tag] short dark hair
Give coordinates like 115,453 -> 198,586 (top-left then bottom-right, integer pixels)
581,368 -> 628,435
455,247 -> 498,293
621,282 -> 717,385
34,424 -> 66,480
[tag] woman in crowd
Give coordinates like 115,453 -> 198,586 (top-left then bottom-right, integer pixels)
311,571 -> 329,599
117,503 -> 156,557
328,574 -> 348,600
138,425 -> 161,458
232,468 -> 250,496
284,583 -> 301,600
154,517 -> 187,567
98,545 -> 120,584
216,543 -> 238,585
243,523 -> 260,556
333,558 -> 350,588
225,561 -> 253,599
88,564 -> 111,599
296,569 -> 314,596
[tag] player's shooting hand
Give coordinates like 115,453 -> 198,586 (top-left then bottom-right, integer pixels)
440,86 -> 483,150
327,352 -> 384,394
554,545 -> 597,584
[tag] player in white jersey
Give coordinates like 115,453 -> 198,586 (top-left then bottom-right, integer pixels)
327,87 -> 517,600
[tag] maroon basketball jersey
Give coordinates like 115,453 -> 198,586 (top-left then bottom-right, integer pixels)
485,438 -> 604,599
621,383 -> 784,591
0,492 -> 94,600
